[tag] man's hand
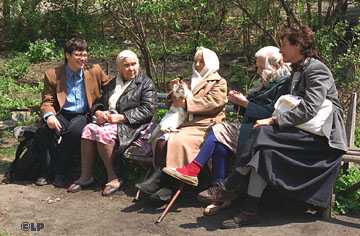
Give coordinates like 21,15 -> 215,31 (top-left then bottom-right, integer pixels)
253,117 -> 274,128
95,110 -> 109,125
107,114 -> 126,124
228,90 -> 249,107
46,115 -> 62,132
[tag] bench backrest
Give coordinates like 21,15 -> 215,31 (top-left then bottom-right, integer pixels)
345,92 -> 357,149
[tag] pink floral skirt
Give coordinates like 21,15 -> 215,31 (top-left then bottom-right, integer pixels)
81,123 -> 118,144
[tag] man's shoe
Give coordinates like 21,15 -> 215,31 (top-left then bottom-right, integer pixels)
53,175 -> 67,188
197,182 -> 237,204
162,167 -> 198,186
35,177 -> 48,186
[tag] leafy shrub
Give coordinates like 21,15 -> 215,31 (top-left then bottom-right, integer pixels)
88,40 -> 121,59
316,21 -> 360,89
335,166 -> 360,214
3,54 -> 30,80
26,39 -> 59,63
155,108 -> 168,123
0,54 -> 42,120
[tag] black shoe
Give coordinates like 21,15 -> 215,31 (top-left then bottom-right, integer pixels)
53,175 -> 67,188
136,169 -> 163,194
35,177 -> 48,186
220,211 -> 259,229
149,187 -> 173,202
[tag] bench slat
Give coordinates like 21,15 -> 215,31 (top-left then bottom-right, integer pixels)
342,155 -> 360,163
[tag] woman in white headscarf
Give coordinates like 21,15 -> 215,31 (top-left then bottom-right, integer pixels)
136,47 -> 227,199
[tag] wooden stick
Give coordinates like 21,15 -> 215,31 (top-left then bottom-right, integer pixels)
155,186 -> 183,224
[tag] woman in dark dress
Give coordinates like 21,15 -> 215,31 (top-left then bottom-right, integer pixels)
203,26 -> 347,229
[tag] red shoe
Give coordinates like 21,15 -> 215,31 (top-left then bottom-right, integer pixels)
162,167 -> 198,186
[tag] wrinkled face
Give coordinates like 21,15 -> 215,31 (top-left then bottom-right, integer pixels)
280,38 -> 302,64
66,50 -> 88,71
117,57 -> 139,80
255,57 -> 266,76
194,52 -> 205,73
255,57 -> 272,81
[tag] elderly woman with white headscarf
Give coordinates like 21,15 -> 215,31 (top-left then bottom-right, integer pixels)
136,47 -> 227,200
67,50 -> 156,196
161,47 -> 291,206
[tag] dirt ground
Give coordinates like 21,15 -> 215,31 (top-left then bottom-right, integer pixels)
0,174 -> 359,236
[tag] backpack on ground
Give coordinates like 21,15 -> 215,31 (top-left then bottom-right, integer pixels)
5,126 -> 54,182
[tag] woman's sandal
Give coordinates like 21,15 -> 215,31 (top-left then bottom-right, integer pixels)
102,179 -> 122,196
67,177 -> 95,193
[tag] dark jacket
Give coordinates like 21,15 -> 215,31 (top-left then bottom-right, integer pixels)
240,75 -> 291,123
94,73 -> 156,153
236,75 -> 290,151
276,58 -> 347,151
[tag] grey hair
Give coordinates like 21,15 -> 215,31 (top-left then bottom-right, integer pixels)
255,46 -> 282,66
255,46 -> 291,80
116,50 -> 139,66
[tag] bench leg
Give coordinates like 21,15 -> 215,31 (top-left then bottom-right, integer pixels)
155,185 -> 183,224
322,192 -> 335,220
134,167 -> 153,201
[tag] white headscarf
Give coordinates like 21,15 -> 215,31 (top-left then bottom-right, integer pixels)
191,47 -> 220,90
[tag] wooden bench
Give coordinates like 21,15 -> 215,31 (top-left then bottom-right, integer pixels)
323,92 -> 360,219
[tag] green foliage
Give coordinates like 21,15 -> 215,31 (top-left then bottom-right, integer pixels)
3,54 -> 30,80
155,108 -> 169,123
228,63 -> 255,93
0,55 -> 42,120
335,166 -> 360,214
26,39 -> 59,63
316,21 -> 360,88
88,40 -> 122,59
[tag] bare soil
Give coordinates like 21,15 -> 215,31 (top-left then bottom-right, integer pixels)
0,178 -> 359,236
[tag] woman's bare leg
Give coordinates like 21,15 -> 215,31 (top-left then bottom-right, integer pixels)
97,142 -> 119,183
76,139 -> 97,182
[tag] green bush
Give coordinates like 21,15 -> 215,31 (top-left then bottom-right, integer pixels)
335,166 -> 360,214
3,54 -> 30,80
0,54 -> 42,120
316,21 -> 360,88
88,40 -> 122,59
26,39 -> 59,63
